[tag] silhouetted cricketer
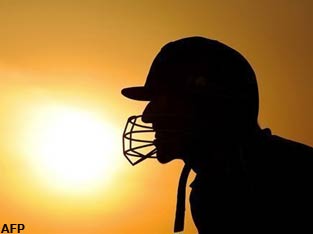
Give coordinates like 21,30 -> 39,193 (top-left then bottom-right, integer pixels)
121,37 -> 313,233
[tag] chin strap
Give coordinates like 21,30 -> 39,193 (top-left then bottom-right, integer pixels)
174,164 -> 191,233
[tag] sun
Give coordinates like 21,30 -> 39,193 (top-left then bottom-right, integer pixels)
21,104 -> 120,194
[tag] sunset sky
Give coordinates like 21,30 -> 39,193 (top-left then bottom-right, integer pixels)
0,1 -> 312,234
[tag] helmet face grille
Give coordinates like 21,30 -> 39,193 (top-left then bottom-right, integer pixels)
122,115 -> 157,165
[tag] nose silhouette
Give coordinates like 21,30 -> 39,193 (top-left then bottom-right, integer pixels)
142,102 -> 154,123
142,96 -> 168,123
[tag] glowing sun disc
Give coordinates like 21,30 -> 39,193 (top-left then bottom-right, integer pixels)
23,105 -> 119,194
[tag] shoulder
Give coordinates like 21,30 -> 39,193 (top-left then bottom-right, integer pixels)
267,134 -> 312,154
255,130 -> 313,178
264,133 -> 313,162
252,128 -> 312,158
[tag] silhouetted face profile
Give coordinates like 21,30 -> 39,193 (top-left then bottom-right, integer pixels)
141,90 -> 242,164
122,36 -> 259,166
141,94 -> 190,163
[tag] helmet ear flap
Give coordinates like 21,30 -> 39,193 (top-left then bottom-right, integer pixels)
234,91 -> 259,138
187,89 -> 257,139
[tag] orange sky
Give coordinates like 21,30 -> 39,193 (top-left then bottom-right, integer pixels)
0,1 -> 312,234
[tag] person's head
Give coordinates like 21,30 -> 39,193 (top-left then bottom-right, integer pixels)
122,36 -> 259,164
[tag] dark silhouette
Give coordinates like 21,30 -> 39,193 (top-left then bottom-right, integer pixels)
121,37 -> 313,233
